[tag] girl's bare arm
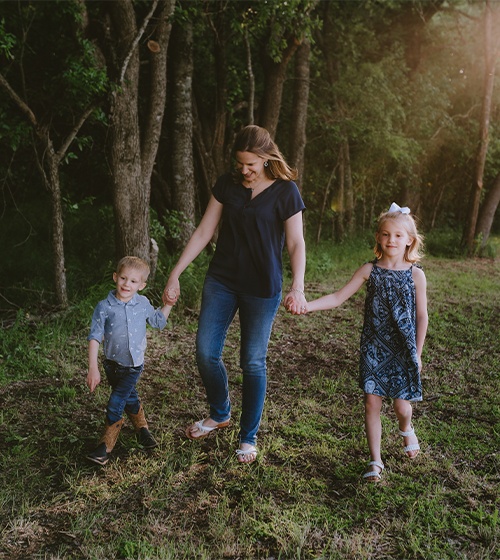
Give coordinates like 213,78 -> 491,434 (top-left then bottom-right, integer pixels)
305,263 -> 372,313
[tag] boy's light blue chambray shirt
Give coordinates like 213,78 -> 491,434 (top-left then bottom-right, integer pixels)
88,290 -> 167,367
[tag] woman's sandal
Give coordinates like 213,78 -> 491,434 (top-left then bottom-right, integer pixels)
236,445 -> 258,464
363,461 -> 384,483
399,426 -> 420,459
185,419 -> 230,440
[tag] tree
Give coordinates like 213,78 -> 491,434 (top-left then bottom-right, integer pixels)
0,3 -> 106,307
462,0 -> 500,255
89,0 -> 175,266
167,12 -> 196,248
288,38 -> 311,187
475,171 -> 500,250
256,0 -> 317,139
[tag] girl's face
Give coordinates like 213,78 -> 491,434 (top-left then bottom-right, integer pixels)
113,266 -> 147,302
376,219 -> 413,258
235,151 -> 267,185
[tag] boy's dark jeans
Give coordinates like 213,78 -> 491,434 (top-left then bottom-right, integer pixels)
103,360 -> 144,424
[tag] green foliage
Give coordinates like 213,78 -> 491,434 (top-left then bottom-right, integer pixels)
241,0 -> 320,62
0,0 -> 498,315
424,229 -> 465,259
0,17 -> 16,59
62,39 -> 108,101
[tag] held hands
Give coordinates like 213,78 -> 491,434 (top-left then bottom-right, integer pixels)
284,288 -> 308,315
162,280 -> 180,306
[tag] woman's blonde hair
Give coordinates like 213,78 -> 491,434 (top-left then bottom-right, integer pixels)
231,125 -> 298,181
373,210 -> 424,263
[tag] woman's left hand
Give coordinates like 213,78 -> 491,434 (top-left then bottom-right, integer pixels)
284,289 -> 307,315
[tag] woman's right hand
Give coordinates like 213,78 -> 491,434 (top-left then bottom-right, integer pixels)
163,278 -> 180,306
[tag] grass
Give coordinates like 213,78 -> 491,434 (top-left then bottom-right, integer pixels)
0,242 -> 499,559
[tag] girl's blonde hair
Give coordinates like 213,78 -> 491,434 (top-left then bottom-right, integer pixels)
231,125 -> 298,181
374,210 -> 424,263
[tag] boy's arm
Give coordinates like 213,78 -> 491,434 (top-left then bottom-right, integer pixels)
413,267 -> 428,370
161,303 -> 173,322
305,263 -> 371,313
87,339 -> 101,393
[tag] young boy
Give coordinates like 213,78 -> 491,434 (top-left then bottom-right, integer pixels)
86,256 -> 173,465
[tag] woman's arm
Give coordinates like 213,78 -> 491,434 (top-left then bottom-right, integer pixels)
283,211 -> 307,314
163,196 -> 223,304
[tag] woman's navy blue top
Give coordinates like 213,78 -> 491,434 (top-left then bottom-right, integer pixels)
207,172 -> 305,298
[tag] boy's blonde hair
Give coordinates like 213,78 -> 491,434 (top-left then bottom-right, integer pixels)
116,256 -> 150,282
374,210 -> 424,263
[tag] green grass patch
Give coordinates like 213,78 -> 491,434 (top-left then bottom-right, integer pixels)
0,245 -> 499,559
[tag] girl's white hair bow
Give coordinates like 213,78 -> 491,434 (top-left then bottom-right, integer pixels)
388,202 -> 410,214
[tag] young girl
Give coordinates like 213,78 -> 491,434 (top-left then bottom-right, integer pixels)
303,203 -> 428,482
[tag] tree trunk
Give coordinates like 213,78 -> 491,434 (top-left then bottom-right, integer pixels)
343,139 -> 354,234
192,98 -> 218,203
211,1 -> 230,175
104,0 -> 174,264
47,156 -> 68,308
316,163 -> 337,244
289,39 -> 311,189
243,27 -> 255,125
462,0 -> 497,255
259,38 -> 299,138
475,171 -> 500,249
169,18 -> 196,249
335,145 -> 345,241
0,73 -> 94,308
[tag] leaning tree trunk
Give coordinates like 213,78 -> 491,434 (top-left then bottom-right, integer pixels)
475,171 -> 500,250
462,0 -> 497,255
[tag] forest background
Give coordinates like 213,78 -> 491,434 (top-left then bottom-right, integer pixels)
0,2 -> 500,559
0,0 -> 499,312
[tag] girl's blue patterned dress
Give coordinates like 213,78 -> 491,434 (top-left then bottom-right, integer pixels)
359,262 -> 422,402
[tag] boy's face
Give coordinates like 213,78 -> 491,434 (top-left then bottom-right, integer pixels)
113,266 -> 147,302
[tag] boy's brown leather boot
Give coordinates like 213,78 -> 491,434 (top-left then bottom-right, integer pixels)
86,418 -> 124,465
127,405 -> 158,449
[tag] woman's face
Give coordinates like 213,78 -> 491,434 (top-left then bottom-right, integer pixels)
235,151 -> 267,185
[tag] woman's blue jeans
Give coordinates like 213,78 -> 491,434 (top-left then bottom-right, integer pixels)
196,275 -> 281,446
103,360 -> 143,424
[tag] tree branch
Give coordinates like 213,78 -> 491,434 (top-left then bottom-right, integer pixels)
56,104 -> 96,162
0,72 -> 38,128
119,0 -> 159,83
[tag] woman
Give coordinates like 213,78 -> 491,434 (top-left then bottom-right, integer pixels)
163,125 -> 306,463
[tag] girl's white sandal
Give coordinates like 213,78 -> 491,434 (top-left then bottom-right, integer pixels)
398,426 -> 420,458
363,460 -> 384,483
